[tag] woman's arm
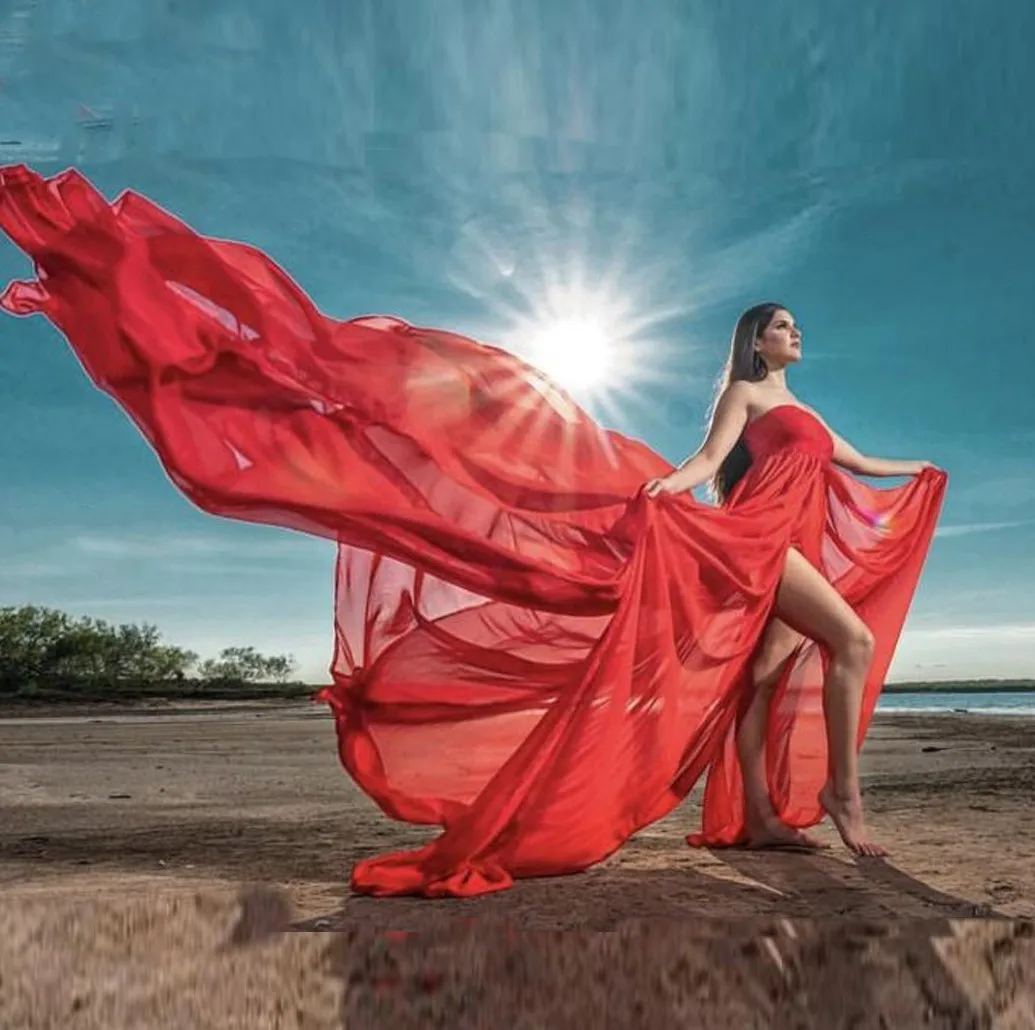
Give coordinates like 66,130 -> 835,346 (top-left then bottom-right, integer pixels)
830,431 -> 934,478
645,383 -> 750,497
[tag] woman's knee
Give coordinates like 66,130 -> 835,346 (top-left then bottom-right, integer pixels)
834,620 -> 875,666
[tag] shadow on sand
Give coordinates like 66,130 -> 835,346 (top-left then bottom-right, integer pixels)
292,845 -> 997,933
223,854 -> 1003,1030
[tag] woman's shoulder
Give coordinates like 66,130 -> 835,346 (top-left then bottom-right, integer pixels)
722,380 -> 770,410
712,380 -> 755,420
721,380 -> 757,402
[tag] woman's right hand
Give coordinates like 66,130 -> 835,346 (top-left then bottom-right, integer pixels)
645,476 -> 680,499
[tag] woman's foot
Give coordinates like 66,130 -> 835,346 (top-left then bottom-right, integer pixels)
818,782 -> 887,857
744,808 -> 827,850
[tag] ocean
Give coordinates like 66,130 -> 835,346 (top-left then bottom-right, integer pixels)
878,691 -> 1035,715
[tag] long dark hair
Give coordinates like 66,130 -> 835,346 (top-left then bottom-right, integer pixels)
708,302 -> 785,504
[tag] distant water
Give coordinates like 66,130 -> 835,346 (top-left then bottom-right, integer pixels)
878,691 -> 1035,715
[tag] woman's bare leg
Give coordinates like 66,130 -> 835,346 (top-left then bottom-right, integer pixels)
772,548 -> 883,857
736,618 -> 826,848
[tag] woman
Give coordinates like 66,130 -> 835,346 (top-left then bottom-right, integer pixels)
645,304 -> 936,857
0,166 -> 947,897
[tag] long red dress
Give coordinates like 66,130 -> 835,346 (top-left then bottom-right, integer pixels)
0,164 -> 947,897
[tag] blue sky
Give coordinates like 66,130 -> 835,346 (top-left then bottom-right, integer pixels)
1,0 -> 1033,682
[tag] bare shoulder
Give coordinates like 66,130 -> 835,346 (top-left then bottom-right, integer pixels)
719,380 -> 755,408
721,379 -> 764,414
707,381 -> 752,436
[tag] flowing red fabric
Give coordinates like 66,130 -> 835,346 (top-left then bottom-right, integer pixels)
0,165 -> 947,897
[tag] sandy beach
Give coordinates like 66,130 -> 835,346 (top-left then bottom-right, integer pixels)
1,703 -> 1033,1027
2,702 -> 1033,923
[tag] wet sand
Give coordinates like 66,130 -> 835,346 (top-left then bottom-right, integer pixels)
1,704 -> 1033,1027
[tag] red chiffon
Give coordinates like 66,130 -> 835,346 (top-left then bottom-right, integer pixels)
0,165 -> 947,897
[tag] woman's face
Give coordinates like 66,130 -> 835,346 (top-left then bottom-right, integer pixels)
755,309 -> 802,368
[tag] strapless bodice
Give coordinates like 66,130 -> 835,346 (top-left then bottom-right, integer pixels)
742,405 -> 833,463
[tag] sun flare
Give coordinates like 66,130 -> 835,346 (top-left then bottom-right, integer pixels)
479,261 -> 687,428
524,314 -> 616,394
502,283 -> 647,414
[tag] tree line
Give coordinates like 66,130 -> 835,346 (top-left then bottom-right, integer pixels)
0,604 -> 304,699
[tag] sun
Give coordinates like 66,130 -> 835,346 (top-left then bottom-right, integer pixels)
485,270 -> 684,426
524,314 -> 616,394
502,283 -> 636,409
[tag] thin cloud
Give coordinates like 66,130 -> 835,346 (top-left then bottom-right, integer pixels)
894,622 -> 1035,679
1,533 -> 331,584
934,519 -> 1035,539
49,597 -> 196,612
1,562 -> 71,579
70,533 -> 326,561
904,623 -> 1035,642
